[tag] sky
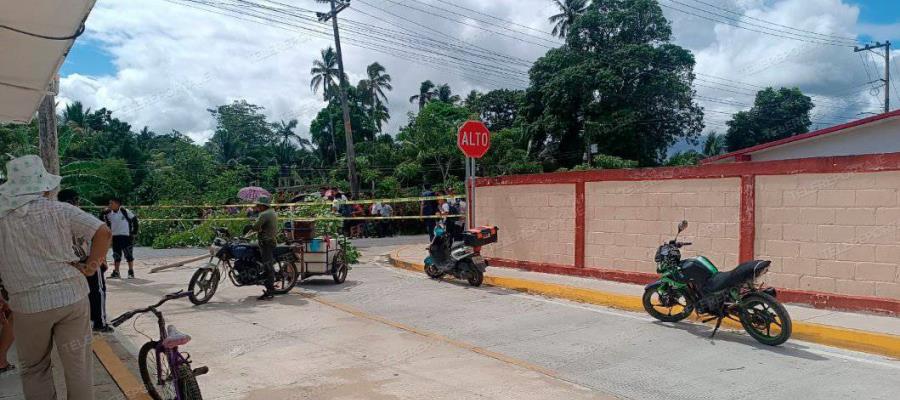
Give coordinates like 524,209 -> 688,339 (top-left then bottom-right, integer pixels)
57,0 -> 900,148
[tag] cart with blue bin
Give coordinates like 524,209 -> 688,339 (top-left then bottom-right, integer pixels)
284,221 -> 349,284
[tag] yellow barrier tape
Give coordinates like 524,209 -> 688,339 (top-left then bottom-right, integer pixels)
141,214 -> 465,222
83,195 -> 465,209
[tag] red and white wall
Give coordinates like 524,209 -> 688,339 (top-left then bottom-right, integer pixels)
476,153 -> 900,315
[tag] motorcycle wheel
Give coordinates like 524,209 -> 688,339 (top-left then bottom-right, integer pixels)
271,261 -> 299,294
739,292 -> 792,346
424,263 -> 445,279
466,262 -> 484,287
642,287 -> 693,322
188,268 -> 220,305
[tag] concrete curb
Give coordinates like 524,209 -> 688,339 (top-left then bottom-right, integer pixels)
389,249 -> 900,359
93,335 -> 152,400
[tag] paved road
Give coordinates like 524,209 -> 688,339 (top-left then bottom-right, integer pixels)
109,245 -> 899,400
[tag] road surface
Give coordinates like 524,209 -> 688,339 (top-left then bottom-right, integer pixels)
107,244 -> 899,399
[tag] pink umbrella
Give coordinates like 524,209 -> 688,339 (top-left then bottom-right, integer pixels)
237,186 -> 271,202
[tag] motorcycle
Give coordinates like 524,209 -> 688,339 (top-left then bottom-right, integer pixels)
643,220 -> 792,346
424,223 -> 498,287
188,227 -> 300,305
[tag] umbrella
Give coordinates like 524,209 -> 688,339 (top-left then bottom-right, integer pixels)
238,186 -> 271,202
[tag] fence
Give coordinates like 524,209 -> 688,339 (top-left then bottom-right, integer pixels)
474,152 -> 900,314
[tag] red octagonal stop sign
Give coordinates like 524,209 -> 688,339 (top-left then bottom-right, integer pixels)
457,120 -> 491,158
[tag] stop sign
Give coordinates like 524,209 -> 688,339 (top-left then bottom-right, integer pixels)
457,120 -> 491,158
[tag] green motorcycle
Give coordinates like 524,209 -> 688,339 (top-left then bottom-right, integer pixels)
643,220 -> 792,346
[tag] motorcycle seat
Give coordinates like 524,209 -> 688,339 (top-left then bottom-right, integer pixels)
274,245 -> 294,257
704,260 -> 770,293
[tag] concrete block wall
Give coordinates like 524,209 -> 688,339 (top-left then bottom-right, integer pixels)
756,172 -> 900,299
475,184 -> 576,266
585,178 -> 741,274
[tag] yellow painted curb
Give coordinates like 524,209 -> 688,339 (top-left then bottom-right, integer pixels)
93,336 -> 153,400
389,249 -> 900,359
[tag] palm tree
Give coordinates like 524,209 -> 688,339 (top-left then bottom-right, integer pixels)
435,83 -> 460,104
310,47 -> 347,101
409,80 -> 436,111
359,62 -> 393,133
275,119 -> 310,163
464,90 -> 482,108
549,0 -> 589,38
703,132 -> 726,157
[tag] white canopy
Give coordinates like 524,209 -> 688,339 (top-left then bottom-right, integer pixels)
0,0 -> 96,123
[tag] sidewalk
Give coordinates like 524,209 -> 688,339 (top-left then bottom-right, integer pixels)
0,335 -> 126,400
390,245 -> 900,358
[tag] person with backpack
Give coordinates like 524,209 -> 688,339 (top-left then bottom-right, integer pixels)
101,197 -> 139,279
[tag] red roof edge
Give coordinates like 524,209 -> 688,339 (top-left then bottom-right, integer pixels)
701,110 -> 900,164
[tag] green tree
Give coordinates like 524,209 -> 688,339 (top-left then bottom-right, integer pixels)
396,101 -> 470,185
434,83 -> 460,104
549,0 -> 590,38
524,0 -> 703,168
471,89 -> 524,132
205,100 -> 277,165
409,80 -> 436,111
664,150 -> 702,166
724,87 -> 814,151
703,131 -> 726,157
358,62 -> 393,133
310,47 -> 346,101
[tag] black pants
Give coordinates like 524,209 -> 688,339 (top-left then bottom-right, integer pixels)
425,217 -> 437,241
258,239 -> 276,293
112,235 -> 134,263
87,265 -> 108,329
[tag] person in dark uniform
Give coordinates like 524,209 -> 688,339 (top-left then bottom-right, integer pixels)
59,190 -> 113,332
248,197 -> 278,301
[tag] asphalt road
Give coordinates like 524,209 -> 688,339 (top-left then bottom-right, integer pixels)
108,244 -> 899,400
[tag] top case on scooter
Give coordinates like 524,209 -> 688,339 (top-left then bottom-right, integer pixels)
463,226 -> 498,247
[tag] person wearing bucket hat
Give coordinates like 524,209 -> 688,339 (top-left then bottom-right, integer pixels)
249,196 -> 278,300
0,155 -> 112,400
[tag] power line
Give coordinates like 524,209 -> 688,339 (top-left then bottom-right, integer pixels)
658,0 -> 856,47
427,0 -> 559,38
683,0 -> 859,43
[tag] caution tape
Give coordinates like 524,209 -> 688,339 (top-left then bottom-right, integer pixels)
83,195 -> 465,209
141,214 -> 465,223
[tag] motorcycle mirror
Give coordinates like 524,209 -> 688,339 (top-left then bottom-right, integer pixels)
677,220 -> 688,233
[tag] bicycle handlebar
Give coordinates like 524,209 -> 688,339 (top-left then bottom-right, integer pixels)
110,291 -> 190,327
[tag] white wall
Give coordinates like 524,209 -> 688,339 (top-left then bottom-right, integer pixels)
751,117 -> 900,162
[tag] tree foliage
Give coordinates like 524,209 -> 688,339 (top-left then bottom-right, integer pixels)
724,87 -> 814,151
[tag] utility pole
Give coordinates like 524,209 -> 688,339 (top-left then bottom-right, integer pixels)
38,75 -> 60,192
855,41 -> 892,114
318,0 -> 359,198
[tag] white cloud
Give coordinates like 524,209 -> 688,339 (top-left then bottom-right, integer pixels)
60,0 -> 897,143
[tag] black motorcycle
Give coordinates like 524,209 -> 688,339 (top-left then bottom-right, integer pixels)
424,223 -> 498,287
643,220 -> 792,346
188,228 -> 299,305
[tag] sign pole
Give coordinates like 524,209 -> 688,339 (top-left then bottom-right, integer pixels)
470,158 -> 476,228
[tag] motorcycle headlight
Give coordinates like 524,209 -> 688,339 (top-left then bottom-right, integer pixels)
208,245 -> 221,256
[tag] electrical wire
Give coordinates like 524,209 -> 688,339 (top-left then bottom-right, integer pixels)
0,23 -> 85,40
683,0 -> 859,42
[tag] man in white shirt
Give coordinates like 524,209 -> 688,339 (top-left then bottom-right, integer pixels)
0,155 -> 112,400
101,197 -> 138,279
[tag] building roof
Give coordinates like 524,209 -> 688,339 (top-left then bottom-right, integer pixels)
702,109 -> 900,164
0,0 -> 97,123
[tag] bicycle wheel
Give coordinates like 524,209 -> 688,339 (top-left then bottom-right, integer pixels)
175,364 -> 203,400
138,342 -> 176,400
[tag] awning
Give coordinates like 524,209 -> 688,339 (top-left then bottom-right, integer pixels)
0,0 -> 97,123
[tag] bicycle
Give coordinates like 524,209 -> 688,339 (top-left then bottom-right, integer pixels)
111,291 -> 209,400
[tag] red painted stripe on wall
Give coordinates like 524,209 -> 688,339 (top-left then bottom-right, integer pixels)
739,175 -> 756,263
575,182 -> 585,268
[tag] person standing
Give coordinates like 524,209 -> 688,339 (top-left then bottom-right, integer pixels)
421,184 -> 438,240
0,155 -> 112,400
101,197 -> 138,279
59,189 -> 112,333
248,197 -> 278,301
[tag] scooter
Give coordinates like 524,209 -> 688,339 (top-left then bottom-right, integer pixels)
424,222 -> 498,287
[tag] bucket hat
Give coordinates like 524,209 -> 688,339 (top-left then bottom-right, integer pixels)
0,155 -> 62,218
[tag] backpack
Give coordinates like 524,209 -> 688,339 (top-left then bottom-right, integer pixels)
103,207 -> 140,236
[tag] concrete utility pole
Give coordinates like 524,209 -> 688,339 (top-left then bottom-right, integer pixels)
38,75 -> 60,177
319,0 -> 359,198
855,41 -> 892,114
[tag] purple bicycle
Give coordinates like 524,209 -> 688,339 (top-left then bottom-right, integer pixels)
111,291 -> 208,400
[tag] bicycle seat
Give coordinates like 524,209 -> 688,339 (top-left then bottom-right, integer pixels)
162,325 -> 192,349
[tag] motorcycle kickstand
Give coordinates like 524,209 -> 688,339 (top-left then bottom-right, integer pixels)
710,316 -> 724,338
